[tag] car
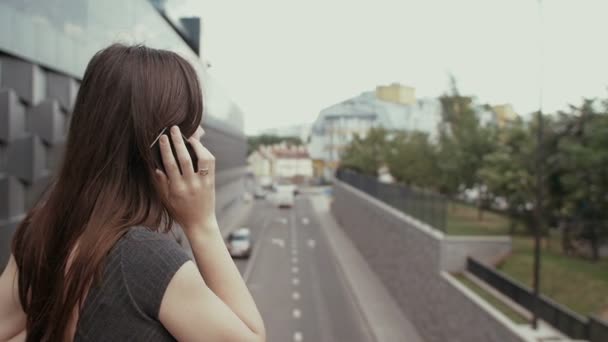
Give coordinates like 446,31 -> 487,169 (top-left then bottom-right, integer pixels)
253,187 -> 266,199
274,186 -> 295,208
226,228 -> 253,258
242,192 -> 253,202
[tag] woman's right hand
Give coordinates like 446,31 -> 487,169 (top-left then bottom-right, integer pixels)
154,125 -> 218,238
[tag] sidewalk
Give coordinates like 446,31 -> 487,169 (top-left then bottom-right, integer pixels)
310,193 -> 424,342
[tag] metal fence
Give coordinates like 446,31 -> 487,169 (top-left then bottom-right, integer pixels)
335,169 -> 447,231
589,316 -> 608,342
467,257 -> 608,341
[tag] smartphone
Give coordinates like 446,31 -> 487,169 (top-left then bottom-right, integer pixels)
151,129 -> 199,174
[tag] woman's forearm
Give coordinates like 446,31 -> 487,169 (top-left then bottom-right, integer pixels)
186,220 -> 265,339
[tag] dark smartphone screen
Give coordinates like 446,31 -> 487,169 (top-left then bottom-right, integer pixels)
152,135 -> 199,174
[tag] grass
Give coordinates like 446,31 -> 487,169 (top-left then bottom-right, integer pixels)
444,202 -> 608,319
446,202 -> 514,236
498,235 -> 608,320
454,274 -> 529,324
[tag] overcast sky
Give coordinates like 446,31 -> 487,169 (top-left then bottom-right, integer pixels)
175,0 -> 608,134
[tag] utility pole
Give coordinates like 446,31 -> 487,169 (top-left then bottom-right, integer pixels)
532,0 -> 544,330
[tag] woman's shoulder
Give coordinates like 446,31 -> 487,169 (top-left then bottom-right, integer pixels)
122,226 -> 178,242
115,226 -> 192,318
117,226 -> 191,266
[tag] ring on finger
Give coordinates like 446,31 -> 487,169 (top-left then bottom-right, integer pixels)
199,168 -> 210,176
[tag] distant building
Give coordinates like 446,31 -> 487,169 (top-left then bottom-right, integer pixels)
376,83 -> 416,105
491,104 -> 518,127
309,83 -> 513,179
259,123 -> 312,143
247,149 -> 272,178
273,146 -> 313,182
248,143 -> 313,183
309,84 -> 442,177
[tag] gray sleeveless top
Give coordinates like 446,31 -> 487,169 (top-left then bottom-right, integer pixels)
75,227 -> 191,341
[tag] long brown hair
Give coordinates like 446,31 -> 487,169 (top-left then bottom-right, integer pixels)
11,44 -> 203,341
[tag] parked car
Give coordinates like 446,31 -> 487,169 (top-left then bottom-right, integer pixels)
226,228 -> 253,258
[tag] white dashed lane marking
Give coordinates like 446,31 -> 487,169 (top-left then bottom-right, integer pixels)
293,331 -> 303,342
292,291 -> 300,300
292,308 -> 302,319
292,277 -> 299,286
270,238 -> 285,248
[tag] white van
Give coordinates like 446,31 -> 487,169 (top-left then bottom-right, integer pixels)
274,185 -> 295,208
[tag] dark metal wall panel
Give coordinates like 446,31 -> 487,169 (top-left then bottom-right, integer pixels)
0,176 -> 25,221
0,56 -> 46,105
202,123 -> 247,172
0,89 -> 26,143
6,135 -> 47,185
27,99 -> 66,145
0,220 -> 19,268
45,71 -> 79,111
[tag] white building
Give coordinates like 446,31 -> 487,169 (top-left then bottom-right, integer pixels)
248,144 -> 313,183
247,149 -> 272,178
273,147 -> 313,180
308,87 -> 443,177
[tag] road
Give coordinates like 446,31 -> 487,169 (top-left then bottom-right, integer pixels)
232,193 -> 373,342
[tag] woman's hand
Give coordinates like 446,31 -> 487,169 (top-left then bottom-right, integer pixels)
154,125 -> 217,238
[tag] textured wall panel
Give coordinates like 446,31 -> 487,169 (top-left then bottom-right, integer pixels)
0,56 -> 46,105
6,135 -> 46,184
46,71 -> 79,111
0,176 -> 25,221
25,173 -> 50,209
0,145 -> 5,174
203,123 -> 247,171
45,141 -> 65,171
0,88 -> 26,143
0,219 -> 19,270
27,99 -> 66,145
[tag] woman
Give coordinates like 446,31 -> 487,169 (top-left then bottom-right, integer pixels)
0,44 -> 265,341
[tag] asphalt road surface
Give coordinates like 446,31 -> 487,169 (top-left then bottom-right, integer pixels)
232,194 -> 373,342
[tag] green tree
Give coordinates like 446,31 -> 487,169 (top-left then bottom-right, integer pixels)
436,77 -> 498,217
554,99 -> 608,260
479,118 -> 537,233
386,131 -> 440,189
340,127 -> 390,176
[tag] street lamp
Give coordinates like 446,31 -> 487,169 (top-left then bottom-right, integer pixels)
532,0 -> 544,330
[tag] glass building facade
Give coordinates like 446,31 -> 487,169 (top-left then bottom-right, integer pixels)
0,0 -> 243,130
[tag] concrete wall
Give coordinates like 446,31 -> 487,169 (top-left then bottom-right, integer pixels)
331,179 -> 524,342
0,55 -> 248,268
441,236 -> 512,272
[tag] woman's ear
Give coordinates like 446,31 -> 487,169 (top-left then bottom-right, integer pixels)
153,169 -> 170,199
192,126 -> 205,140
